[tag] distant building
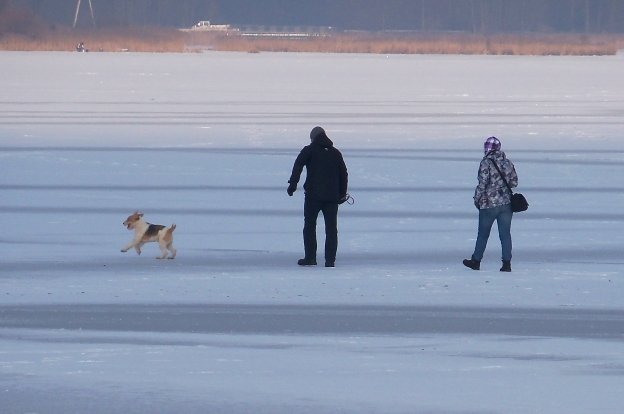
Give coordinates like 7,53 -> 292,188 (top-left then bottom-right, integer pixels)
180,21 -> 238,33
237,25 -> 334,38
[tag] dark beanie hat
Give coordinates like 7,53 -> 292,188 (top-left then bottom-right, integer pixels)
310,126 -> 325,141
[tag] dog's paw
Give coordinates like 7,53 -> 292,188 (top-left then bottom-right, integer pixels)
121,249 -> 128,253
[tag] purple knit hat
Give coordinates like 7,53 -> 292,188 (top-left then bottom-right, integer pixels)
484,136 -> 501,153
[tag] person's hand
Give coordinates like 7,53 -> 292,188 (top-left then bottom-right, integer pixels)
287,182 -> 297,196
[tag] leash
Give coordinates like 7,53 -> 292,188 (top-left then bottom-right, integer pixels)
340,193 -> 355,205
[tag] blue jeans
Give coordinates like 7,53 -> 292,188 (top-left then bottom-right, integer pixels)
472,204 -> 513,262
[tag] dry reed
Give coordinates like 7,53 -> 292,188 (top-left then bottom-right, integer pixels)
1,27 -> 624,56
0,27 -> 186,52
210,32 -> 624,56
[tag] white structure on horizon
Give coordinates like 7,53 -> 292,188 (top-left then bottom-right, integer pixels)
180,21 -> 238,33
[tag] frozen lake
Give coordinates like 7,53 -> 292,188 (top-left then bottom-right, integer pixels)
1,51 -> 624,413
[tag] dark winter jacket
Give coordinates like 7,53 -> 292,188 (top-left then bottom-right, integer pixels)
474,150 -> 518,209
289,132 -> 348,202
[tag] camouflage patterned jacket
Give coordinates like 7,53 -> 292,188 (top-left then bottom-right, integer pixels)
473,150 -> 518,209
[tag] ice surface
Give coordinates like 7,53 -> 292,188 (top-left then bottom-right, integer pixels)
1,51 -> 623,413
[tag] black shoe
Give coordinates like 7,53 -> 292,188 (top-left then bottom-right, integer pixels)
500,260 -> 511,272
298,258 -> 317,266
463,259 -> 480,270
325,261 -> 335,268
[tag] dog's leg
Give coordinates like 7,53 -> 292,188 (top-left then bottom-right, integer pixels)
157,240 -> 169,259
134,243 -> 143,255
167,242 -> 177,259
121,241 -> 135,253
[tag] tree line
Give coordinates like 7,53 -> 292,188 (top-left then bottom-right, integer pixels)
6,0 -> 624,34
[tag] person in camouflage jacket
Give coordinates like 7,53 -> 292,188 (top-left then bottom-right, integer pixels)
464,136 -> 518,272
474,143 -> 518,209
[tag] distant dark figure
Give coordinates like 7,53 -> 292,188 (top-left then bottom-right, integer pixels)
76,42 -> 87,52
288,126 -> 348,267
463,136 -> 518,272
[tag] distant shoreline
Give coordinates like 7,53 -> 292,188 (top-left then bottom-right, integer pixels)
2,27 -> 624,56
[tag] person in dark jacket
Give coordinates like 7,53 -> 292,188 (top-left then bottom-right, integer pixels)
288,126 -> 348,267
463,136 -> 518,272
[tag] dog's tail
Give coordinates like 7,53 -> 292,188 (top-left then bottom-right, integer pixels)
168,224 -> 176,234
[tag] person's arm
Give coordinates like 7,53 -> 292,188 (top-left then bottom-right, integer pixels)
287,146 -> 310,195
507,160 -> 518,189
473,159 -> 489,208
338,153 -> 348,198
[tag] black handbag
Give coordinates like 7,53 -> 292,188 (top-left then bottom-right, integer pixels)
490,160 -> 528,213
510,193 -> 529,213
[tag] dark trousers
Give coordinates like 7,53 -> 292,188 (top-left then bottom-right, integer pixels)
303,196 -> 338,263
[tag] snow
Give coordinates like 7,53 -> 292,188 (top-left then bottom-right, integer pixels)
1,51 -> 623,413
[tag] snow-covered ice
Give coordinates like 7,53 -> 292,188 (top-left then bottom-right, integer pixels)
1,51 -> 624,413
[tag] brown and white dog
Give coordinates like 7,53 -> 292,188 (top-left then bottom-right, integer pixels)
121,211 -> 177,259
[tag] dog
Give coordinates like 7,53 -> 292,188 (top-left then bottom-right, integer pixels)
121,211 -> 177,259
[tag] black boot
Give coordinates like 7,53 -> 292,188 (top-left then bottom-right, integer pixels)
298,258 -> 317,266
500,260 -> 511,272
463,258 -> 480,270
325,261 -> 335,268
